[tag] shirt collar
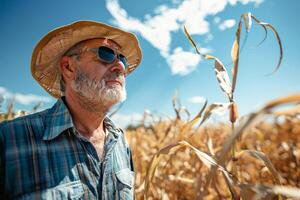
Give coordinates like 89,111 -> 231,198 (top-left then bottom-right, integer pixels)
43,97 -> 74,140
103,117 -> 122,139
43,97 -> 121,141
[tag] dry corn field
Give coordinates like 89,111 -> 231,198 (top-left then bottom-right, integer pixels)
125,102 -> 300,200
1,95 -> 300,200
123,13 -> 300,199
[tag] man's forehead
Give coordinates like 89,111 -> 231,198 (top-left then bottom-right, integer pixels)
82,38 -> 121,50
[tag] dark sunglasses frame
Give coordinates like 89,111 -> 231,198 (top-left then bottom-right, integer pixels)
88,46 -> 128,68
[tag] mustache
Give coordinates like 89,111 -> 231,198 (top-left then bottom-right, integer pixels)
103,73 -> 124,83
74,68 -> 125,88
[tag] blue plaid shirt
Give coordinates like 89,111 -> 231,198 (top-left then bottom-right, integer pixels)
0,97 -> 135,199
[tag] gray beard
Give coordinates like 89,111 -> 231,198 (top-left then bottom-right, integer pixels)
70,68 -> 127,113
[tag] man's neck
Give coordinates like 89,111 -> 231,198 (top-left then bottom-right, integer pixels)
64,91 -> 109,139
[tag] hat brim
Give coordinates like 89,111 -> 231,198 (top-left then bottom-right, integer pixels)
31,20 -> 142,98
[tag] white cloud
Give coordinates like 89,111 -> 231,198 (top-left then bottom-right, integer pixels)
229,0 -> 264,7
188,96 -> 206,104
214,17 -> 221,24
0,86 -> 53,106
110,110 -> 166,129
210,102 -> 232,116
106,0 -> 174,54
168,47 -> 201,75
105,0 -> 263,75
218,19 -> 236,31
110,112 -> 144,129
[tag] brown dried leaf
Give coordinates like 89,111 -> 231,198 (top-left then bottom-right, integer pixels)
240,184 -> 276,200
179,106 -> 191,122
222,171 -> 240,200
251,15 -> 283,74
199,102 -> 232,126
207,137 -> 214,156
144,142 -> 184,199
242,12 -> 252,32
204,93 -> 300,193
205,55 -> 232,99
144,140 -> 232,199
220,93 -> 300,165
183,25 -> 201,54
256,25 -> 268,47
181,100 -> 207,134
263,93 -> 300,111
184,141 -> 223,170
239,184 -> 300,200
172,90 -> 181,119
237,150 -> 282,184
272,104 -> 300,116
231,20 -> 242,94
272,186 -> 300,198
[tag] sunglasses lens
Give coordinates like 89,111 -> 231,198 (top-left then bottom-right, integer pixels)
98,46 -> 115,63
97,46 -> 128,68
119,54 -> 128,68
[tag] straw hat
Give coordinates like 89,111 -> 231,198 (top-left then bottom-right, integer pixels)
31,21 -> 142,98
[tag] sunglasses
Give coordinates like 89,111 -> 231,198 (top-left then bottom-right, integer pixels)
88,46 -> 128,69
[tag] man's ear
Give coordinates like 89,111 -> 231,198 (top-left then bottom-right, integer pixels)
60,56 -> 75,80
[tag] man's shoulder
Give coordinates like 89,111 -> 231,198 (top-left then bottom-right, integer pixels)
0,108 -> 49,127
0,108 -> 50,139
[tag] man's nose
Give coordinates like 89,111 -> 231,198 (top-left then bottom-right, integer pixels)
110,59 -> 126,75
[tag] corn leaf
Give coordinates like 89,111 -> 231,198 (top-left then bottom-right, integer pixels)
144,140 -> 232,199
231,20 -> 242,94
183,26 -> 202,55
242,12 -> 268,47
237,150 -> 282,184
272,104 -> 300,116
144,142 -> 184,199
207,137 -> 214,156
256,25 -> 268,47
172,90 -> 181,120
204,93 -> 300,194
239,184 -> 300,200
251,15 -> 283,74
199,102 -> 232,126
242,12 -> 252,32
181,100 -> 207,135
205,55 -> 232,99
222,171 -> 239,200
263,93 -> 300,110
220,93 -> 300,166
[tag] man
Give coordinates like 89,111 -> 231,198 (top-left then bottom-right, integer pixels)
0,21 -> 142,199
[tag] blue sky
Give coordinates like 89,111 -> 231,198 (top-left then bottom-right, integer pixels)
0,0 -> 299,127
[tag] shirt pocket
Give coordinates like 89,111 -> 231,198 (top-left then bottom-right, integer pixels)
53,180 -> 85,199
20,180 -> 85,200
115,168 -> 135,200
